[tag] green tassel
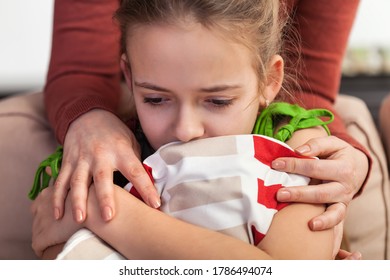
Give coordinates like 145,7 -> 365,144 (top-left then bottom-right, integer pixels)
253,102 -> 334,142
28,146 -> 64,200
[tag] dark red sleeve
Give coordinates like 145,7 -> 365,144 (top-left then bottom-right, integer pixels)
285,0 -> 371,190
44,0 -> 122,144
286,0 -> 359,136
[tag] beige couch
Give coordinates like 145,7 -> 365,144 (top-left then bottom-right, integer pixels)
0,92 -> 389,259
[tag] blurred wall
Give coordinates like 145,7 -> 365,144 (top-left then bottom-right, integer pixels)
0,0 -> 389,95
0,0 -> 54,94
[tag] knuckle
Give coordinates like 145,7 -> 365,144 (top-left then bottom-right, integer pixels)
315,188 -> 331,202
53,176 -> 66,189
338,164 -> 354,179
97,192 -> 112,206
288,158 -> 298,171
93,169 -> 109,182
128,163 -> 146,179
61,156 -> 72,166
70,172 -> 85,188
303,159 -> 318,174
70,188 -> 84,203
335,205 -> 345,222
52,189 -> 67,205
91,143 -> 108,157
115,136 -> 131,150
307,137 -> 321,148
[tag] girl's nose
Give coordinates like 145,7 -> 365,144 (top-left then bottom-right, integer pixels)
173,107 -> 205,143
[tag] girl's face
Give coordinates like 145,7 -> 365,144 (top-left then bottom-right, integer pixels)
122,23 -> 281,150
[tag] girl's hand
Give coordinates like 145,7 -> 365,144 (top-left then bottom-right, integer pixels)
272,136 -> 369,231
31,187 -> 81,257
52,109 -> 160,223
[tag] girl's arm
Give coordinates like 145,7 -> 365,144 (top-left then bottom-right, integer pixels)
258,203 -> 333,259
85,185 -> 333,259
84,185 -> 272,259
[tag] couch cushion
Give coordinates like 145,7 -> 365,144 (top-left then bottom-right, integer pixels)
335,94 -> 390,260
0,92 -> 58,259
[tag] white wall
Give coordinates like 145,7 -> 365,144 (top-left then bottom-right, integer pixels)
348,0 -> 390,47
0,0 -> 54,93
0,0 -> 389,94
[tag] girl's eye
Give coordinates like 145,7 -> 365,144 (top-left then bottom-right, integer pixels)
143,97 -> 165,105
207,98 -> 234,107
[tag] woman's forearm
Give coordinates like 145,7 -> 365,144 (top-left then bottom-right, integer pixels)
45,0 -> 122,143
84,185 -> 272,260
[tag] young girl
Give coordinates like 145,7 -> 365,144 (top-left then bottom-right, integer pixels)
31,0 -> 339,259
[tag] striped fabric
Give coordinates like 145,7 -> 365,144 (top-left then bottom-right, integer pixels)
125,134 -> 311,245
57,134 -> 311,259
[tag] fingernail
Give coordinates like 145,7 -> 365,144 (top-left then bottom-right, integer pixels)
296,145 -> 310,155
272,160 -> 286,170
277,189 -> 291,201
75,209 -> 84,223
103,206 -> 113,221
351,252 -> 362,260
311,220 -> 323,230
149,197 -> 161,209
54,208 -> 60,220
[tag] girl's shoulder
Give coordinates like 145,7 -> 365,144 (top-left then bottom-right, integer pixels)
253,102 -> 334,145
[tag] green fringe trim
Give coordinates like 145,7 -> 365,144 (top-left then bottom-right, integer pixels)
253,102 -> 334,142
28,146 -> 63,200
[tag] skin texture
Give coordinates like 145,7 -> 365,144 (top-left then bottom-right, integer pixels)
122,23 -> 281,149
54,109 -> 160,223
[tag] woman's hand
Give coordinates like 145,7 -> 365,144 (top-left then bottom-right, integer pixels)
52,109 -> 160,223
31,187 -> 82,257
272,136 -> 369,231
337,249 -> 362,260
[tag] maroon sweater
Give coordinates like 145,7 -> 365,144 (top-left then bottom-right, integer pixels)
44,0 -> 370,180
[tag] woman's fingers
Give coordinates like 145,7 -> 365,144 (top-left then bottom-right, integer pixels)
69,160 -> 93,223
90,162 -> 115,221
119,158 -> 161,208
293,135 -> 349,158
308,202 -> 347,231
276,180 -> 351,205
273,135 -> 369,231
52,163 -> 72,220
337,249 -> 362,260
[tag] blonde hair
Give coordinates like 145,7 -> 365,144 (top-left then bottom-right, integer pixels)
115,0 -> 291,95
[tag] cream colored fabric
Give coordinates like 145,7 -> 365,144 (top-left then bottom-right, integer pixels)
379,94 -> 390,166
0,92 -> 58,259
56,229 -> 125,260
335,94 -> 390,260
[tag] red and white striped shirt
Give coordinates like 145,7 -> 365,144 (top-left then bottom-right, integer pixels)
125,134 -> 311,245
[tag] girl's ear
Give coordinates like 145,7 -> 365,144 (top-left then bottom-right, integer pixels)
263,54 -> 284,103
120,54 -> 133,91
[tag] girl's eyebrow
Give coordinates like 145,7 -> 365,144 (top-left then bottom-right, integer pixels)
134,81 -> 170,92
134,81 -> 242,93
200,84 -> 241,93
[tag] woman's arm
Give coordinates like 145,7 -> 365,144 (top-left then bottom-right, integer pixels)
277,1 -> 371,227
45,0 -> 122,143
286,0 -> 361,144
44,0 -> 159,223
